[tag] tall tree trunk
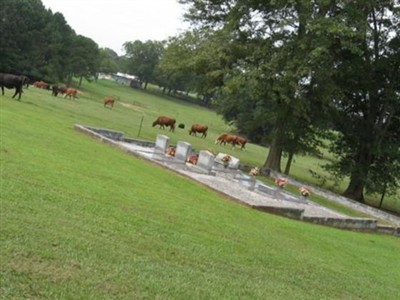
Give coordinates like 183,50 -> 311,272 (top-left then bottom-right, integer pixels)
263,120 -> 286,172
343,175 -> 365,203
79,76 -> 83,87
284,151 -> 294,175
343,148 -> 373,202
378,184 -> 387,209
264,141 -> 283,172
262,107 -> 290,172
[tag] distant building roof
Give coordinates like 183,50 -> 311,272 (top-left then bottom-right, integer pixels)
115,72 -> 138,80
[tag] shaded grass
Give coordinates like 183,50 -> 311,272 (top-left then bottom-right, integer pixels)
1,83 -> 400,298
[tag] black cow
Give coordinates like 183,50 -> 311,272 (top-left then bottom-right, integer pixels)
51,85 -> 67,97
0,73 -> 27,100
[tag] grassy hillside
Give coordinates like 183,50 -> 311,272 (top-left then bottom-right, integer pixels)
1,82 -> 399,299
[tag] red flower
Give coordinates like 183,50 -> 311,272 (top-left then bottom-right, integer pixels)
275,178 -> 287,188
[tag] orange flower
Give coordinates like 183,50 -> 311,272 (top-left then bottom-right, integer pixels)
165,146 -> 176,157
299,186 -> 311,197
222,155 -> 232,162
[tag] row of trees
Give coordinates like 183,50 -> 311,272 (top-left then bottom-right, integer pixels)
1,0 -> 398,204
0,0 -> 125,85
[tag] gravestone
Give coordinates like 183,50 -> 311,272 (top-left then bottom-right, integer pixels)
175,141 -> 192,162
191,150 -> 215,173
214,153 -> 240,169
153,135 -> 170,159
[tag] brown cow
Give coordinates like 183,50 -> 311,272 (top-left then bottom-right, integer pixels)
215,133 -> 238,147
104,96 -> 115,108
234,136 -> 248,150
215,133 -> 247,150
189,124 -> 208,138
51,85 -> 68,96
64,88 -> 78,100
152,116 -> 176,132
33,81 -> 49,89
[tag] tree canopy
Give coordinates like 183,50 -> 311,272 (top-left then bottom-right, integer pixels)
178,0 -> 400,202
0,0 -> 101,84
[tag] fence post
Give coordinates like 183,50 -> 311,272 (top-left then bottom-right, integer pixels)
137,116 -> 144,137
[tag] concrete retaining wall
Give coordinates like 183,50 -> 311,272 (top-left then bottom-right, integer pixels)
75,125 -> 399,236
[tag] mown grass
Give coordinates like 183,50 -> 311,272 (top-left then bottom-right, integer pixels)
1,81 -> 400,299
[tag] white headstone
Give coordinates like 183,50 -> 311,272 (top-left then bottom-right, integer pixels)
175,141 -> 192,162
214,153 -> 240,169
196,150 -> 215,172
154,135 -> 169,154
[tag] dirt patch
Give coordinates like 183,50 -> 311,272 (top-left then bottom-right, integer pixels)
120,101 -> 147,112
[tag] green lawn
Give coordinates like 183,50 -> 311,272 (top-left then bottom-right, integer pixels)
1,81 -> 399,299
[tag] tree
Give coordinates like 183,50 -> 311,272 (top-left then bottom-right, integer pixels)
98,48 -> 119,75
180,0 -> 338,172
326,1 -> 400,202
156,33 -> 198,95
0,0 -> 101,84
41,12 -> 75,82
66,35 -> 100,86
123,40 -> 165,89
0,0 -> 49,76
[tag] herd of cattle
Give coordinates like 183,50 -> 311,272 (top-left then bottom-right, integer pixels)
0,72 -> 80,100
151,115 -> 248,150
1,72 -> 248,150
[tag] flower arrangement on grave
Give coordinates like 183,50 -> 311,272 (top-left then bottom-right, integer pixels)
221,155 -> 232,168
249,167 -> 260,176
299,186 -> 311,197
165,146 -> 176,157
275,177 -> 287,188
186,154 -> 199,165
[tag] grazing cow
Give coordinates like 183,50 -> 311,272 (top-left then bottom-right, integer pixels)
215,133 -> 247,150
51,85 -> 68,97
152,116 -> 176,132
0,73 -> 27,100
64,88 -> 78,99
215,133 -> 238,147
189,124 -> 208,138
33,81 -> 49,89
104,96 -> 115,108
234,136 -> 248,150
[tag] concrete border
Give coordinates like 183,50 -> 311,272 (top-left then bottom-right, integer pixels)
75,125 -> 399,236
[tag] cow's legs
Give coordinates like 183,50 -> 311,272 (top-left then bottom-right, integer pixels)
12,87 -> 22,100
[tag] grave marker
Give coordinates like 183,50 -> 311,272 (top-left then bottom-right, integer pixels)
175,141 -> 192,162
153,135 -> 170,159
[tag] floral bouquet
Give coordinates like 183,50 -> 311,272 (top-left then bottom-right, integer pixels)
221,155 -> 232,168
299,186 -> 311,197
275,178 -> 287,188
